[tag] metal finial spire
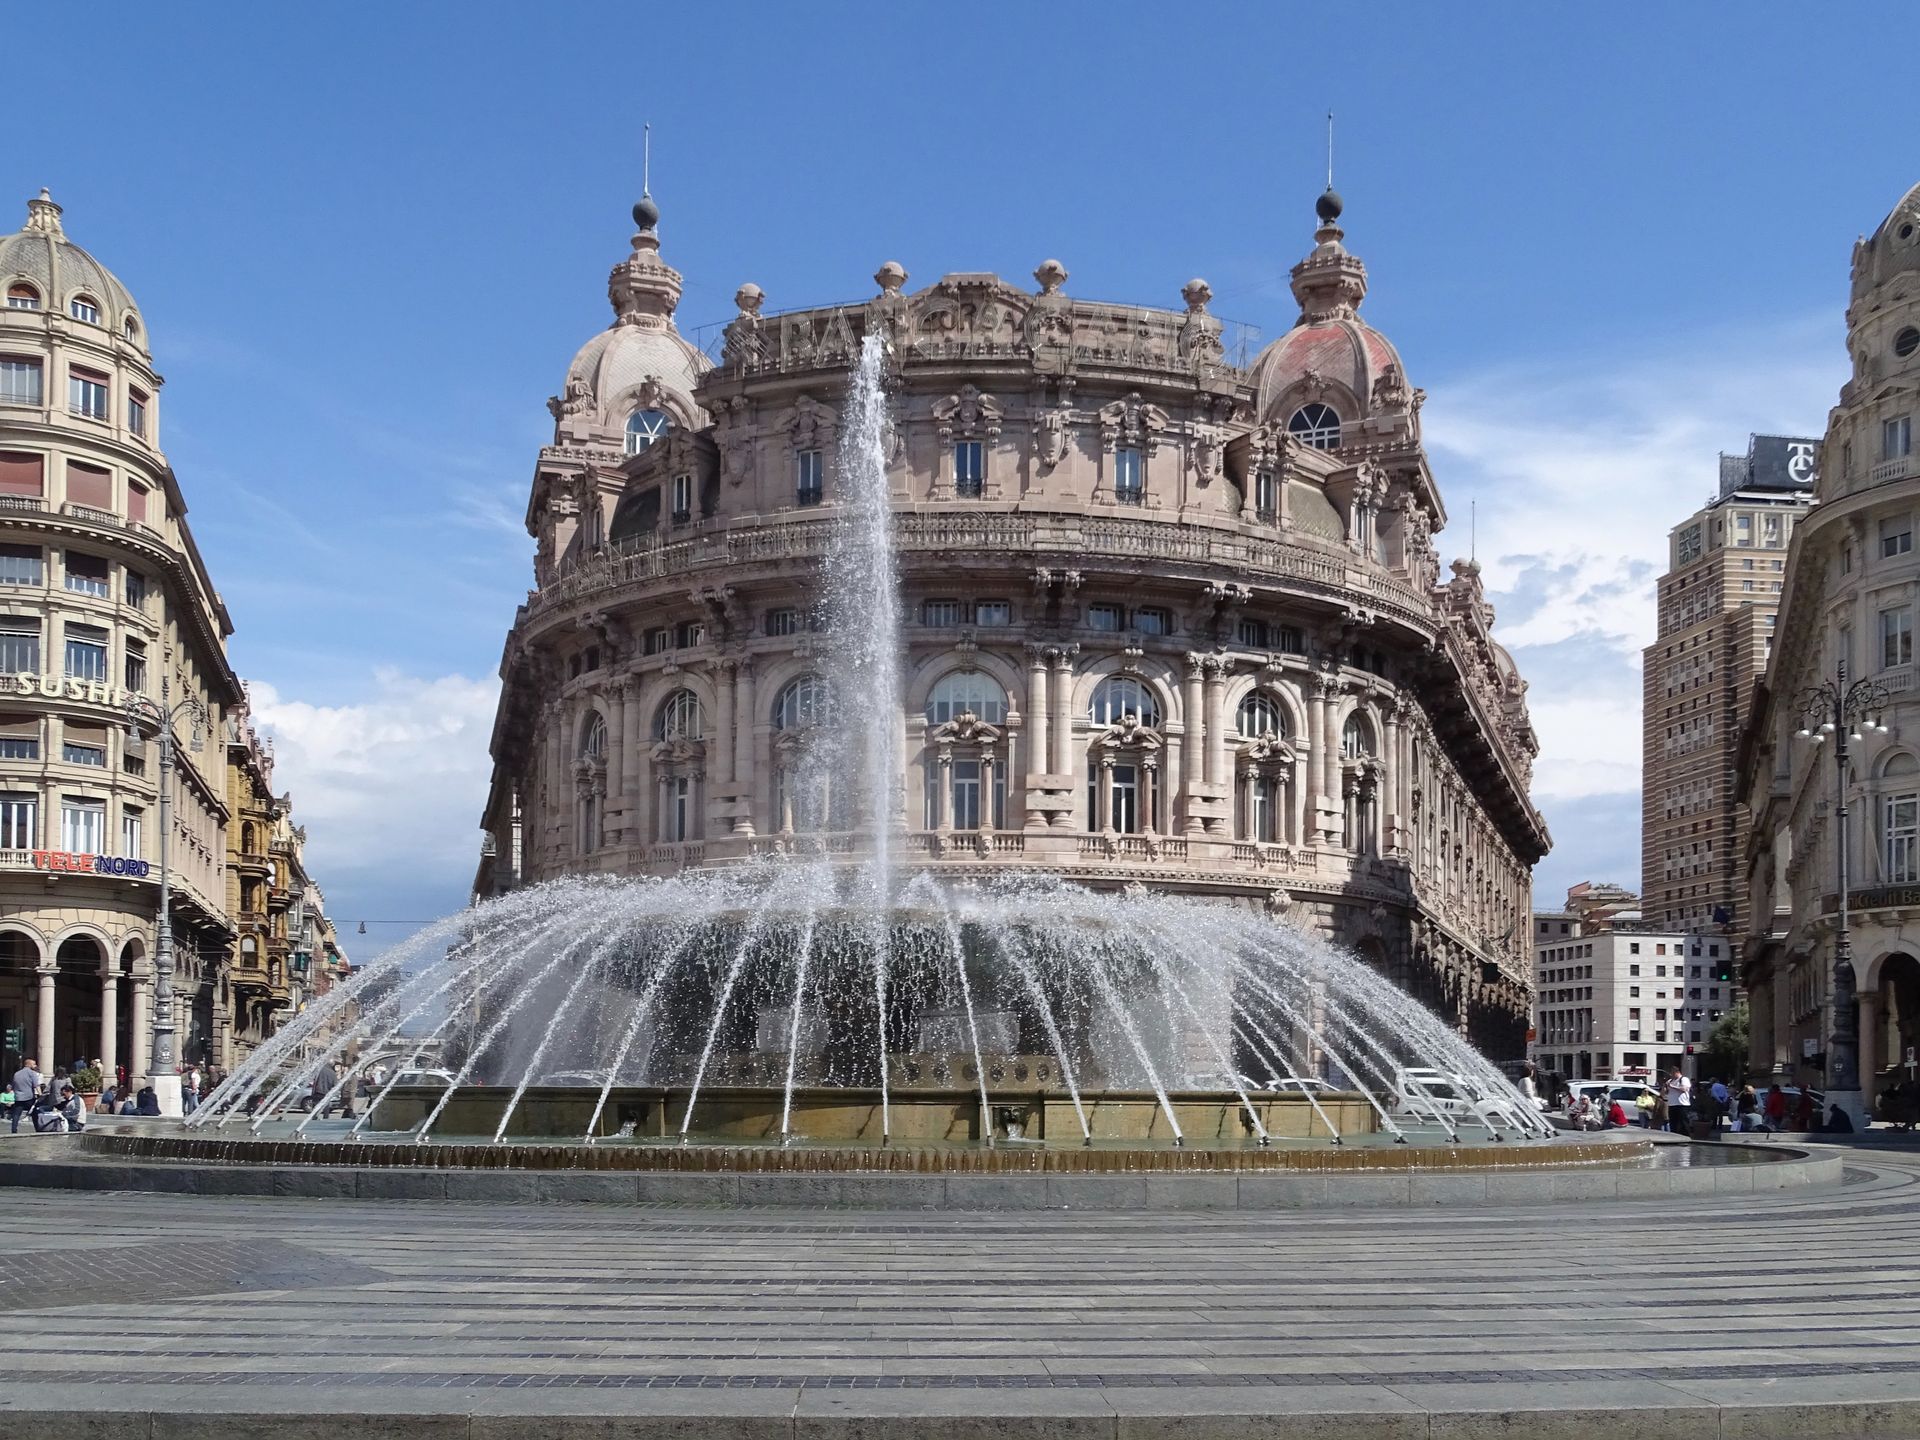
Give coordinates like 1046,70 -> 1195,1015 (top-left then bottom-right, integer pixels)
1327,111 -> 1334,190
642,122 -> 652,198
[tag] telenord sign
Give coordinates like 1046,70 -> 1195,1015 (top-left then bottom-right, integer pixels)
30,849 -> 152,877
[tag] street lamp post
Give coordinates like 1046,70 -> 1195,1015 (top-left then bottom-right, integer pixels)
124,678 -> 208,1120
1795,657 -> 1891,1128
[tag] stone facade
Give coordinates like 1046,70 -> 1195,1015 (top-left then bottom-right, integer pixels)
1740,179 -> 1920,1114
476,191 -> 1551,1055
0,191 -> 344,1084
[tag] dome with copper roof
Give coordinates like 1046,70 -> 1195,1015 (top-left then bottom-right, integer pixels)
0,190 -> 149,355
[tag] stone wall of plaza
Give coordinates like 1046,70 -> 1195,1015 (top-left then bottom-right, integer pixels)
1740,179 -> 1920,1111
0,191 -> 347,1083
476,192 -> 1551,1053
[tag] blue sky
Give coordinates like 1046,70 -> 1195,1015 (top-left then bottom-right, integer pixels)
7,3 -> 1914,952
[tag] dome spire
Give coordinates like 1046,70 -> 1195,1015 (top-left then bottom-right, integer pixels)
611,126 -> 681,332
1289,181 -> 1367,325
25,187 -> 62,237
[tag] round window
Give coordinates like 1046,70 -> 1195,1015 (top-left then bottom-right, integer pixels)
1896,327 -> 1920,360
1902,222 -> 1916,241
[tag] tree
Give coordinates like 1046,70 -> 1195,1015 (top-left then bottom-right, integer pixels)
1701,1002 -> 1750,1082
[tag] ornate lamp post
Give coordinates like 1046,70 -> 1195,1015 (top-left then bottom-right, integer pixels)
1795,658 -> 1891,1126
124,679 -> 209,1119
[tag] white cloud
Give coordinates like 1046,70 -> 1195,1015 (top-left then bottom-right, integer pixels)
248,669 -> 499,922
1421,315 -> 1844,883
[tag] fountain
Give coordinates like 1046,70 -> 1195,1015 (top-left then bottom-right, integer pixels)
175,334 -> 1563,1166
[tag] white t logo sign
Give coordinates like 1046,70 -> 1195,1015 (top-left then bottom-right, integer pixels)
1787,442 -> 1816,483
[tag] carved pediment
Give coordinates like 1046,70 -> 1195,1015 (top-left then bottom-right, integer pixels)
1097,393 -> 1171,454
932,384 -> 1004,441
929,710 -> 1004,747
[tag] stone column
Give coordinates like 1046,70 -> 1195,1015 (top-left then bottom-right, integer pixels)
1023,648 -> 1051,831
1182,655 -> 1206,836
1051,647 -> 1077,824
981,749 -> 997,833
34,967 -> 54,1072
130,971 -> 150,1081
1860,990 -> 1883,1107
99,961 -> 117,1083
934,751 -> 951,833
1383,705 -> 1404,855
733,660 -> 757,837
620,675 -> 644,843
1202,659 -> 1227,790
605,682 -> 628,843
711,660 -> 737,788
1770,962 -> 1790,1072
1096,755 -> 1113,832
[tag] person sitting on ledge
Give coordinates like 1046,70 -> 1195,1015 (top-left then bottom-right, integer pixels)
56,1084 -> 85,1133
130,1084 -> 159,1117
1826,1103 -> 1855,1134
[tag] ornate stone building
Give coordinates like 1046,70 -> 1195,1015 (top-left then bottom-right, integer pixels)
475,189 -> 1550,1053
0,190 -> 345,1085
1740,180 -> 1920,1115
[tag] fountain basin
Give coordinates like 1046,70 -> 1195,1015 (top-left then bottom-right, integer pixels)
365,1084 -> 1377,1144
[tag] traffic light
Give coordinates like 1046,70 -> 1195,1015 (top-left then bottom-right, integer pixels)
1715,960 -> 1734,983
1,1025 -> 19,1054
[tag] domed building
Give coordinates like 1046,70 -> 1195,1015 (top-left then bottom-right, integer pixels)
476,189 -> 1549,1052
1740,178 -> 1920,1122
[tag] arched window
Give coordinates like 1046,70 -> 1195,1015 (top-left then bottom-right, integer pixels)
1236,692 -> 1287,739
124,315 -> 139,342
68,295 -> 100,325
655,688 -> 705,742
1286,402 -> 1341,450
927,673 -> 1007,725
773,675 -> 829,731
1089,676 -> 1161,727
625,409 -> 671,455
1883,752 -> 1920,883
5,284 -> 39,311
241,822 -> 256,854
1341,712 -> 1375,758
580,712 -> 607,759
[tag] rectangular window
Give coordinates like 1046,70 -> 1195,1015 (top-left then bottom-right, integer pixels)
126,481 -> 148,525
63,622 -> 107,681
0,358 -> 42,406
674,620 -> 705,648
1114,447 -> 1144,504
765,607 -> 801,637
0,714 -> 37,761
0,615 -> 37,672
121,751 -> 144,778
61,722 -> 106,768
121,807 -> 142,860
1088,603 -> 1124,632
952,441 -> 984,498
1882,606 -> 1914,669
60,797 -> 104,854
66,463 -> 111,512
795,449 -> 823,506
1885,416 -> 1913,460
1275,625 -> 1306,655
1235,617 -> 1269,648
0,451 -> 42,499
64,551 -> 109,597
973,600 -> 1011,627
921,599 -> 966,627
670,473 -> 693,521
0,791 -> 35,848
1133,607 -> 1171,636
644,627 -> 670,655
1887,793 -> 1919,884
1254,468 -> 1278,519
67,368 -> 108,421
124,638 -> 146,693
1884,517 -> 1914,558
127,391 -> 147,438
69,297 -> 99,323
124,570 -> 147,609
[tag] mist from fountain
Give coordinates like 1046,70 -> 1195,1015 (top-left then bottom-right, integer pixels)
189,329 -> 1555,1150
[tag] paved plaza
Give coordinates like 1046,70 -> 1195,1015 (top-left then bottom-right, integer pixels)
0,1148 -> 1918,1437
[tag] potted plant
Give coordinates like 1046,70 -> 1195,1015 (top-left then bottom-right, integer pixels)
71,1065 -> 103,1104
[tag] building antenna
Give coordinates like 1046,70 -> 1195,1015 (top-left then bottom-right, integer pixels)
642,122 -> 652,199
1326,111 -> 1334,190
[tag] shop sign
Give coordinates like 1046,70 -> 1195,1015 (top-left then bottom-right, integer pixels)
4,674 -> 124,706
30,849 -> 151,878
1847,885 -> 1920,911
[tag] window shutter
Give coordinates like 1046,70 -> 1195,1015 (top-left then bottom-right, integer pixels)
127,481 -> 148,523
66,462 -> 112,510
0,714 -> 37,740
0,452 -> 43,497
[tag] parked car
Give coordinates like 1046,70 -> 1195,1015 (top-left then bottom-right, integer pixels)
1394,1068 -> 1513,1124
389,1068 -> 457,1087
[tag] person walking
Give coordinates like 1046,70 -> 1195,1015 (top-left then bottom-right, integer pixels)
182,1065 -> 202,1117
9,1056 -> 41,1133
1663,1067 -> 1694,1136
1708,1076 -> 1731,1132
1764,1083 -> 1788,1132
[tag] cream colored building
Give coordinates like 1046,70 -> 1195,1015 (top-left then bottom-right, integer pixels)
1741,179 -> 1920,1117
1643,436 -> 1814,938
0,190 -> 242,1082
475,188 -> 1551,1053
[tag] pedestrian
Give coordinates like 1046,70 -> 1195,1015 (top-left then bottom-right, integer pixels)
114,1063 -> 127,1095
1663,1067 -> 1694,1136
1792,1088 -> 1816,1133
1708,1076 -> 1731,1132
1827,1102 -> 1855,1133
1607,1098 -> 1631,1128
1764,1083 -> 1788,1131
9,1056 -> 41,1133
1735,1084 -> 1762,1132
182,1065 -> 202,1116
1520,1064 -> 1541,1109
55,1083 -> 85,1133
1635,1088 -> 1656,1128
